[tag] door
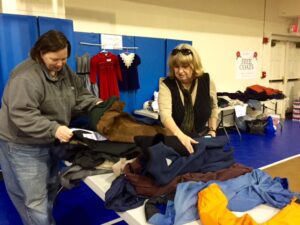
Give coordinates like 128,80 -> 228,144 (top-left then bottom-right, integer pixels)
270,40 -> 300,116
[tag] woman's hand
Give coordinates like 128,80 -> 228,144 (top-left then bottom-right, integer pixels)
177,133 -> 198,154
96,100 -> 103,105
207,130 -> 217,137
55,125 -> 73,143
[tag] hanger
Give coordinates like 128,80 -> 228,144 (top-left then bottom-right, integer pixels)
79,42 -> 139,54
124,48 -> 130,54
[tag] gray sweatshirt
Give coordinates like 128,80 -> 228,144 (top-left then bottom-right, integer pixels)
0,58 -> 99,144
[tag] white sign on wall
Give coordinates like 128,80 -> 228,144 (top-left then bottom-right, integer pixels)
235,51 -> 258,79
101,34 -> 123,49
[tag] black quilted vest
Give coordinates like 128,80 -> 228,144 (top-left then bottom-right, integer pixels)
163,73 -> 211,133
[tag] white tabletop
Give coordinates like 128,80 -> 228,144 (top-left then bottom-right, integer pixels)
84,173 -> 151,225
84,168 -> 283,225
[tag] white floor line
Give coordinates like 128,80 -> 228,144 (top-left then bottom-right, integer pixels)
259,154 -> 300,170
101,217 -> 123,225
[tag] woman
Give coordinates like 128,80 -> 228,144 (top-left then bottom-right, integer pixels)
0,30 -> 101,225
158,43 -> 218,154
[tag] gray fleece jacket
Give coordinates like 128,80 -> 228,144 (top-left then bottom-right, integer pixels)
0,58 -> 99,144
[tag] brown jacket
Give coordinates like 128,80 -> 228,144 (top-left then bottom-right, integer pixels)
97,101 -> 171,143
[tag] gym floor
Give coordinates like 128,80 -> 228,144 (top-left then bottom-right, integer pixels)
1,119 -> 299,225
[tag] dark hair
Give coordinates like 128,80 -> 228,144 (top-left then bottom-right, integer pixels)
30,30 -> 71,62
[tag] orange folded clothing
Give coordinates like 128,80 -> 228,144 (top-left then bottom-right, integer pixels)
198,183 -> 300,225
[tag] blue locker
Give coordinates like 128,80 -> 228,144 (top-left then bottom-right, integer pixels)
118,35 -> 137,113
74,32 -> 137,112
0,13 -> 38,100
134,36 -> 165,110
38,17 -> 75,70
74,32 -> 101,56
0,13 -> 192,115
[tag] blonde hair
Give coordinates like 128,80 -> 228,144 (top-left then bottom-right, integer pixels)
168,43 -> 204,78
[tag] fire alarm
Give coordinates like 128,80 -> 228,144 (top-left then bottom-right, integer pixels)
289,24 -> 299,33
262,37 -> 269,44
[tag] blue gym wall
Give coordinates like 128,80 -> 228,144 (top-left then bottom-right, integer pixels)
0,13 -> 191,112
0,14 -> 38,102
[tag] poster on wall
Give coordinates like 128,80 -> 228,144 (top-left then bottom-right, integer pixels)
235,51 -> 258,79
101,34 -> 123,49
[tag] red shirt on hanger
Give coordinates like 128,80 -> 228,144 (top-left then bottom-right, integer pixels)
90,52 -> 122,100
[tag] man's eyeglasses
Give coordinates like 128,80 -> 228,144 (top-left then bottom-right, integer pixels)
171,48 -> 193,56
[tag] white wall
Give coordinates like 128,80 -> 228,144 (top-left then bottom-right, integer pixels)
1,0 -> 296,94
0,0 -> 65,17
64,0 -> 294,93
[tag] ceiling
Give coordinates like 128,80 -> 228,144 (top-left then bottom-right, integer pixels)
122,0 -> 300,19
121,0 -> 266,20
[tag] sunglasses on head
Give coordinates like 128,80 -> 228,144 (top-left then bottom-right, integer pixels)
171,48 -> 193,56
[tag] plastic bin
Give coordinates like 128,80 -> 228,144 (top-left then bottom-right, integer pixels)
292,100 -> 300,122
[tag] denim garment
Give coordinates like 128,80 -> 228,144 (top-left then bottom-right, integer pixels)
148,169 -> 299,225
198,183 -> 300,225
0,139 -> 60,225
172,169 -> 298,225
147,200 -> 175,225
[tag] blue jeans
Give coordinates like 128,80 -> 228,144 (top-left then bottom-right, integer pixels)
0,139 -> 60,225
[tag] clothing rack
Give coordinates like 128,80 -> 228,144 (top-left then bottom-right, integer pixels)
79,42 -> 138,50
